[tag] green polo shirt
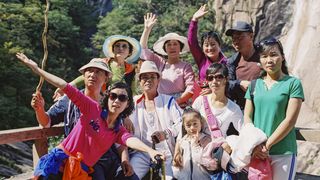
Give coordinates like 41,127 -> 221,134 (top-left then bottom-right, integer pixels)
245,75 -> 304,155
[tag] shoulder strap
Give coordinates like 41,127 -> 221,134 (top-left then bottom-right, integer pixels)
250,79 -> 257,122
250,79 -> 257,101
203,96 -> 223,138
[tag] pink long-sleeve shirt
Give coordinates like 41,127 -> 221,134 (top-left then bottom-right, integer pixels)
188,20 -> 227,81
61,84 -> 132,167
141,48 -> 195,95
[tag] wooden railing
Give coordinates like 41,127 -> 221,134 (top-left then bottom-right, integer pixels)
0,125 -> 63,168
0,125 -> 319,177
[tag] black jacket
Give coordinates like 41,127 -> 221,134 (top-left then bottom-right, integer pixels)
227,45 -> 260,110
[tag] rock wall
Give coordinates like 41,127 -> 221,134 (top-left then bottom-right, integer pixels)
213,0 -> 294,41
212,0 -> 320,175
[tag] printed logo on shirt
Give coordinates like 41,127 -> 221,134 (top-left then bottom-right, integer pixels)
89,119 -> 100,132
175,69 -> 182,75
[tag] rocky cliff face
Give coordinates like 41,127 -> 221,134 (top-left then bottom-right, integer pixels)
0,142 -> 33,178
213,0 -> 320,175
213,0 -> 294,42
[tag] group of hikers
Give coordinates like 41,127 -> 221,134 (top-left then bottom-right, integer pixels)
16,5 -> 304,180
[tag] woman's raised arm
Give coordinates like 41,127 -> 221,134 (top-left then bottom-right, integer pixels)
16,52 -> 67,90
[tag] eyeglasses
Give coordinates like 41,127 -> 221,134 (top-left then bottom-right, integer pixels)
109,93 -> 129,102
140,75 -> 158,81
114,44 -> 129,49
206,74 -> 225,81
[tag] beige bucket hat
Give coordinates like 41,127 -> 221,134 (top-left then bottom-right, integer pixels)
138,61 -> 161,78
79,58 -> 112,77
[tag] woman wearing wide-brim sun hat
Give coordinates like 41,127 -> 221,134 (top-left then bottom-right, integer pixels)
101,35 -> 142,94
140,13 -> 195,108
67,35 -> 142,95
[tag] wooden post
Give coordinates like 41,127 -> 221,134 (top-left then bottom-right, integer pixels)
32,138 -> 48,168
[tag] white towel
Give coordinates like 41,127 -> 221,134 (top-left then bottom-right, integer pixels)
227,123 -> 267,172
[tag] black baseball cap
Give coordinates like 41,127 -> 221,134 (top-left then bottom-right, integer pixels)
225,21 -> 253,36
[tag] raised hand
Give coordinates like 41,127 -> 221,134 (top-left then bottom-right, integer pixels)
31,91 -> 45,111
192,4 -> 209,21
16,52 -> 39,73
16,52 -> 67,90
144,13 -> 157,30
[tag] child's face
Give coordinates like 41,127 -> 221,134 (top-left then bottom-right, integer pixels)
184,114 -> 202,136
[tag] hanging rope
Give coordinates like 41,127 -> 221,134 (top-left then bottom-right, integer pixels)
36,0 -> 50,92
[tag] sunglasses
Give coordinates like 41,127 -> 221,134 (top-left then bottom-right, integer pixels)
114,44 -> 129,49
140,75 -> 158,81
109,92 -> 129,102
259,37 -> 284,53
206,74 -> 225,81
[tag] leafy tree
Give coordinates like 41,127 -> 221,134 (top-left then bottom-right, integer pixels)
92,0 -> 215,74
0,0 -> 234,130
0,0 -> 97,130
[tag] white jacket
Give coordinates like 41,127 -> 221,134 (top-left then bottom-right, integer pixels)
130,93 -> 183,154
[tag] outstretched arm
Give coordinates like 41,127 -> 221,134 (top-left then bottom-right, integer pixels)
126,137 -> 164,161
140,13 -> 157,49
16,53 -> 67,89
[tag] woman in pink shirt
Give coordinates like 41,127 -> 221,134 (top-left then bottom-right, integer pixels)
16,53 -> 163,179
188,5 -> 227,99
140,13 -> 195,108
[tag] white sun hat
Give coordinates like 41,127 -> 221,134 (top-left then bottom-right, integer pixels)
152,32 -> 189,56
102,35 -> 141,64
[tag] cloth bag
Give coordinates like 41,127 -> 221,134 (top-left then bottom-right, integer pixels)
200,96 -> 232,180
248,157 -> 272,180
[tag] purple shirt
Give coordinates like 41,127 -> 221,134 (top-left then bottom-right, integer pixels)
188,20 -> 227,81
61,84 -> 132,167
141,48 -> 195,95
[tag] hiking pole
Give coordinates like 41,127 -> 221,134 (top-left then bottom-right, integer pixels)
149,135 -> 158,180
160,155 -> 166,180
150,134 -> 166,180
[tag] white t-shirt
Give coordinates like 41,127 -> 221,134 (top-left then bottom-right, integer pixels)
192,95 -> 243,137
141,109 -> 171,156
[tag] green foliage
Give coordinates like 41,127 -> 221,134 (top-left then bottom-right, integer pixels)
93,0 -> 211,59
0,0 -> 236,130
0,0 -> 98,130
